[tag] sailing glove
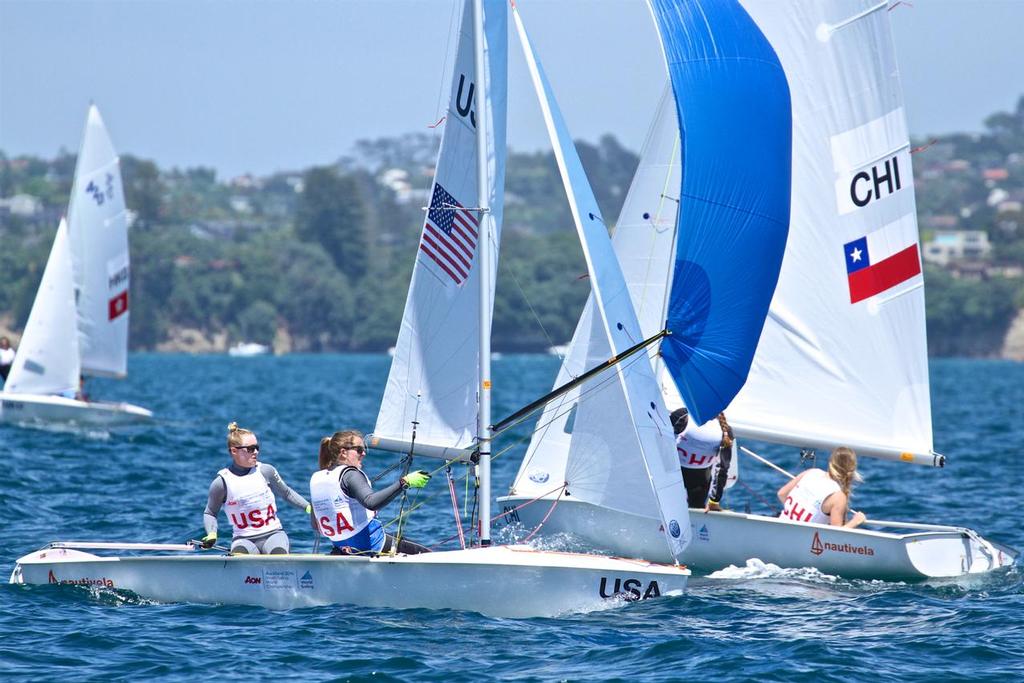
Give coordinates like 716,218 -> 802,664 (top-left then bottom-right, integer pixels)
200,532 -> 217,549
402,471 -> 431,489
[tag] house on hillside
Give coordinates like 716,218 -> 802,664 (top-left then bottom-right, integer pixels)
922,230 -> 992,268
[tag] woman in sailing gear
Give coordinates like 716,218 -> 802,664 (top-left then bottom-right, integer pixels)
777,446 -> 866,528
203,422 -> 312,554
310,430 -> 431,556
671,407 -> 734,510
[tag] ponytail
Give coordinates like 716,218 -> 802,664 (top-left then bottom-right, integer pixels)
828,446 -> 863,497
318,429 -> 364,470
717,413 -> 734,450
318,437 -> 334,470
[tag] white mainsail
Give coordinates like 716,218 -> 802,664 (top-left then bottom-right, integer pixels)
726,0 -> 934,465
67,105 -> 131,379
511,85 -> 682,501
513,6 -> 689,556
4,219 -> 81,396
373,0 -> 507,454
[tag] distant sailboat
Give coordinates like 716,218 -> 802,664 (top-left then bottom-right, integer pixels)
0,105 -> 152,427
500,0 -> 1016,580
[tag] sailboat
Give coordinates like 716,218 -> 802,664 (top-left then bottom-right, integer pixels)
0,106 -> 152,427
499,0 -> 1017,580
12,1 -> 692,618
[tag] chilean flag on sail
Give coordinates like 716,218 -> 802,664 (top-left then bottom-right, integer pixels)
843,218 -> 922,304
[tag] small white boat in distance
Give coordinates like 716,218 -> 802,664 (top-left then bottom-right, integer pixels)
228,342 -> 270,357
10,542 -> 687,618
546,344 -> 569,357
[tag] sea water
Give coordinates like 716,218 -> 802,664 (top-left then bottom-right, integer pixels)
0,355 -> 1021,680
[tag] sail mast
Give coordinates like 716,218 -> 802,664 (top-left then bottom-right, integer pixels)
473,0 -> 493,546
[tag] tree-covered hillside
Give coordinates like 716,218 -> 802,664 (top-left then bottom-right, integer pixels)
2,96 -> 1024,355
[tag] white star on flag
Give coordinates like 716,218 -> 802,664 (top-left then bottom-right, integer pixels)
850,247 -> 863,262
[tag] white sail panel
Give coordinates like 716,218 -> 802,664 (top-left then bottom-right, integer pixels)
727,1 -> 933,464
67,105 -> 130,378
4,219 -> 81,396
513,6 -> 689,556
512,86 -> 682,498
374,0 -> 507,451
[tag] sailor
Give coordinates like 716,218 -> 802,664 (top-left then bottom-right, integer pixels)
777,446 -> 866,528
0,336 -> 14,382
200,422 -> 311,554
671,407 -> 733,511
310,430 -> 431,555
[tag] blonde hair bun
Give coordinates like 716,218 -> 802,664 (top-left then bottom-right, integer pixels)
228,421 -> 239,434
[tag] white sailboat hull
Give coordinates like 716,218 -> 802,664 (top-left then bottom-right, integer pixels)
10,544 -> 688,618
0,393 -> 152,426
498,497 -> 1017,581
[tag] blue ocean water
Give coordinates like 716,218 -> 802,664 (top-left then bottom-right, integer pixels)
0,355 -> 1021,680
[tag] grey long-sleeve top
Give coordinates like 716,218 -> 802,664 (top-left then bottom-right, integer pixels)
204,462 -> 310,535
339,467 -> 405,512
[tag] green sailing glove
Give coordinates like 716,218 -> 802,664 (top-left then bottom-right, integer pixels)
402,471 -> 431,489
305,504 -> 312,515
199,531 -> 217,549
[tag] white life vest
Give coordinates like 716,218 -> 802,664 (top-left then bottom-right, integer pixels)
219,466 -> 282,538
780,469 -> 841,525
676,418 -> 723,469
309,466 -> 375,541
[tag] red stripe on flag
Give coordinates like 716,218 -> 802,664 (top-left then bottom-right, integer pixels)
419,244 -> 463,284
424,224 -> 471,271
108,290 -> 129,320
454,211 -> 479,238
447,224 -> 476,259
847,244 -> 921,304
419,232 -> 468,280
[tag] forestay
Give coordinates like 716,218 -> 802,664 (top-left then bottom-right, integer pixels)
373,0 -> 507,454
513,6 -> 689,557
4,219 -> 81,396
725,0 -> 934,465
511,86 -> 682,503
649,0 -> 792,426
67,105 -> 130,379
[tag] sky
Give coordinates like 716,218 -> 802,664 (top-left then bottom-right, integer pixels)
1,0 -> 1022,179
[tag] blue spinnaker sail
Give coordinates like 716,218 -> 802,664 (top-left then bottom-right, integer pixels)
649,0 -> 792,425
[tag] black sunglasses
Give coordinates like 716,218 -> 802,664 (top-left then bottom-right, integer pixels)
346,445 -> 366,454
234,444 -> 260,453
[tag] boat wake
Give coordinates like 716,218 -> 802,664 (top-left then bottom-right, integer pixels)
707,557 -> 841,583
12,420 -> 111,440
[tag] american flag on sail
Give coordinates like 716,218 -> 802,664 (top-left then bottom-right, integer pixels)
419,183 -> 479,285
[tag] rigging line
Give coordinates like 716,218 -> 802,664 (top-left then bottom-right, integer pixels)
446,463 -> 466,549
503,254 -> 562,358
505,349 -> 654,478
521,484 -> 568,544
488,482 -> 568,523
491,329 -> 669,435
431,0 -> 461,126
736,478 -> 780,516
